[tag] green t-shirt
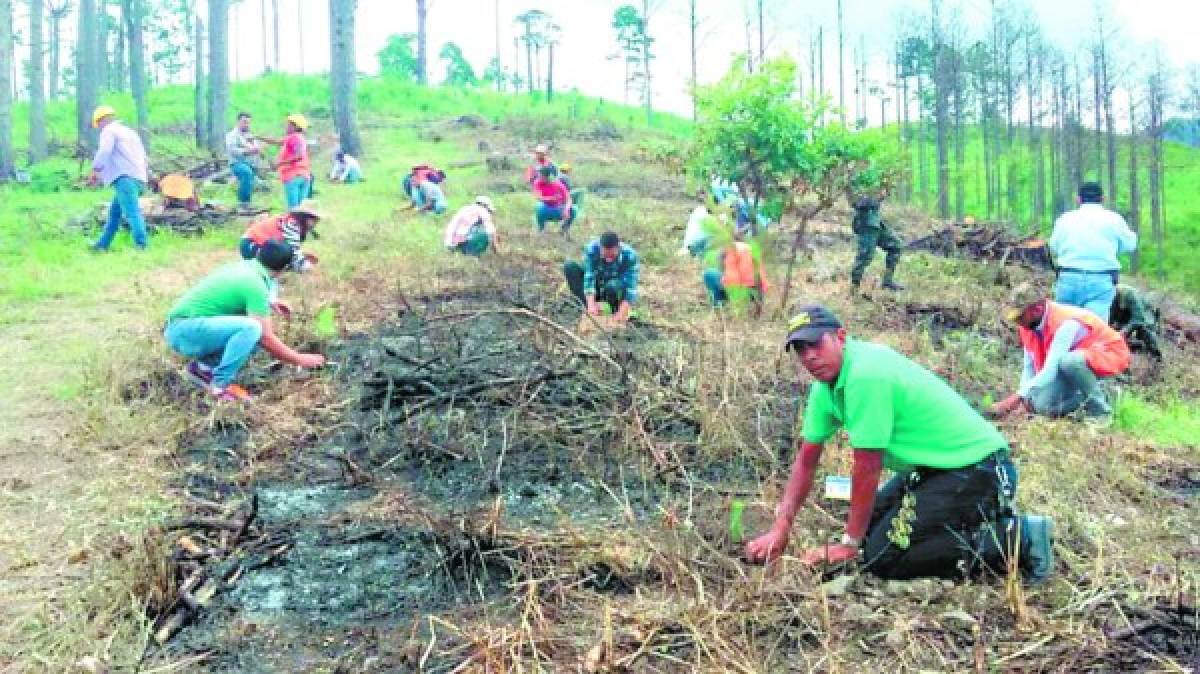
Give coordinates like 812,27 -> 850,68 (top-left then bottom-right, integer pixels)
801,338 -> 1007,472
168,260 -> 273,321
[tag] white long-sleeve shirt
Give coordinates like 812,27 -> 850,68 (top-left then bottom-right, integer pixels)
1018,319 -> 1085,397
93,121 -> 148,185
1048,203 -> 1137,272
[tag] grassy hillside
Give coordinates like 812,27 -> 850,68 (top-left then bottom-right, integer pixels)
898,124 -> 1200,291
0,75 -> 687,312
0,74 -> 1196,671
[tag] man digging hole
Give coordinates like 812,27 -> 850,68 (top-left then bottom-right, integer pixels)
745,306 -> 1054,583
164,240 -> 326,402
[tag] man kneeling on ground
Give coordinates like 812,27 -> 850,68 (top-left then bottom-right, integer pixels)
988,282 -> 1130,424
746,306 -> 1053,583
444,196 -> 500,256
703,233 -> 769,313
164,241 -> 326,402
563,231 -> 640,327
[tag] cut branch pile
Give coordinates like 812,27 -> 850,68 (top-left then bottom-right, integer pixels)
908,225 -> 1054,270
358,304 -> 701,474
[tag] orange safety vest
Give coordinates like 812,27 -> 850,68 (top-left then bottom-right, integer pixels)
243,214 -> 298,246
721,242 -> 769,293
1018,301 -> 1130,377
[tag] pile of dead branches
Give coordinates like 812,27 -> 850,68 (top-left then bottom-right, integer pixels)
909,224 -> 1054,270
357,304 -> 701,474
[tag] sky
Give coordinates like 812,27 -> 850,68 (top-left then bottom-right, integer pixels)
219,0 -> 1200,119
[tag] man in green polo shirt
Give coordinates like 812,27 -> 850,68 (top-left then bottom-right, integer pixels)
164,240 -> 326,402
745,305 -> 1054,582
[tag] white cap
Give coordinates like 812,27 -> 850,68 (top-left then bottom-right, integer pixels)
475,195 -> 495,212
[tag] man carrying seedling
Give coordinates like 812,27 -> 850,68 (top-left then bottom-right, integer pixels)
524,144 -> 556,185
444,196 -> 500,257
1109,284 -> 1162,361
988,282 -> 1130,424
848,187 -> 905,292
746,305 -> 1054,582
164,240 -> 326,402
226,112 -> 263,211
89,105 -> 150,251
1048,182 -> 1137,322
239,199 -> 322,272
563,231 -> 639,326
532,165 -> 575,234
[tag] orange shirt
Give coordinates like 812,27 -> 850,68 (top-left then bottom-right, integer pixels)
721,242 -> 769,293
277,131 -> 311,183
1018,301 -> 1129,377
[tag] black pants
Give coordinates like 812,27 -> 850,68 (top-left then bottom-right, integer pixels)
862,452 -> 1015,579
563,261 -> 625,312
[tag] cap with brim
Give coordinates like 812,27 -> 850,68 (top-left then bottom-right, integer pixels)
1006,282 -> 1048,323
534,144 -> 548,154
289,199 -> 322,220
784,305 -> 843,350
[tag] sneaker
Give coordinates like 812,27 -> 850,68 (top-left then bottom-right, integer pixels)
882,280 -> 906,291
184,362 -> 214,389
1020,515 -> 1055,584
211,384 -> 253,402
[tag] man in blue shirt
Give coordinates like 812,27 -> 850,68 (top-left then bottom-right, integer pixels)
563,231 -> 640,325
1048,182 -> 1137,322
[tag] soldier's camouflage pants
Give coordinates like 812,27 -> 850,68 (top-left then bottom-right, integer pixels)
851,223 -> 904,286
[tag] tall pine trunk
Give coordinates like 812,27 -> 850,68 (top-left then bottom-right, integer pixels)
122,0 -> 149,145
329,0 -> 362,155
29,0 -> 47,162
416,0 -> 428,85
1127,97 -> 1140,273
48,8 -> 62,99
207,0 -> 229,155
0,0 -> 12,180
641,0 -> 652,125
193,13 -> 207,149
260,0 -> 269,73
546,42 -> 554,101
689,0 -> 697,120
96,3 -> 110,93
76,0 -> 100,149
272,0 -> 280,70
932,0 -> 950,218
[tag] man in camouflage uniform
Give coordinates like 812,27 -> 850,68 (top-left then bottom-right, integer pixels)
850,190 -> 905,292
1110,284 -> 1162,361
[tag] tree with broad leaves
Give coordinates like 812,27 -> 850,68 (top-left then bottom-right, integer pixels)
692,56 -> 902,313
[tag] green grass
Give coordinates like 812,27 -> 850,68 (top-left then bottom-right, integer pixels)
1113,393 -> 1200,447
0,75 -> 691,312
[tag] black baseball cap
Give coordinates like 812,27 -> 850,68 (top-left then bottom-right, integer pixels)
599,231 -> 620,248
784,305 -> 843,351
257,240 -> 295,272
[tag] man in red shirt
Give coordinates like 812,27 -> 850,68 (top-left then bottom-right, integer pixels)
532,166 -> 575,235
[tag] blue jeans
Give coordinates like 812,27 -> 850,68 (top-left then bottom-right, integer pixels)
165,316 -> 263,387
703,269 -> 727,305
535,203 -> 576,231
231,161 -> 256,205
94,176 -> 147,250
1055,270 -> 1116,322
284,176 -> 310,209
1026,352 -> 1110,417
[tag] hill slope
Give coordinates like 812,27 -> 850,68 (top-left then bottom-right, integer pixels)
0,76 -> 1196,671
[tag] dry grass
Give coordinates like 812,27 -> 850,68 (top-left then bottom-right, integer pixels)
2,120 -> 1197,673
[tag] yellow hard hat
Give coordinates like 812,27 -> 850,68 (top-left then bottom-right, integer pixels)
286,114 -> 309,131
92,105 -> 116,128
